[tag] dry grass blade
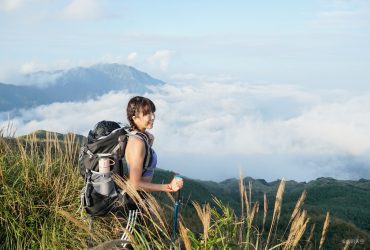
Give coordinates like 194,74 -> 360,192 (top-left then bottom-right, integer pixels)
112,174 -> 170,240
284,210 -> 309,249
238,170 -> 245,250
44,132 -> 51,170
289,190 -> 306,224
249,201 -> 259,225
0,120 -> 16,137
239,169 -> 245,219
89,239 -> 131,250
284,212 -> 305,249
113,175 -> 150,214
342,240 -> 350,250
262,192 -> 268,235
281,190 -> 307,240
16,137 -> 28,175
265,179 -> 285,250
319,212 -> 330,250
249,180 -> 252,213
192,202 -> 211,246
244,190 -> 250,220
304,223 -> 315,249
292,218 -> 309,248
142,195 -> 170,238
179,222 -> 192,250
56,209 -> 95,239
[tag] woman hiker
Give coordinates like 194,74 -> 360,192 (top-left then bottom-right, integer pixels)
121,96 -> 184,245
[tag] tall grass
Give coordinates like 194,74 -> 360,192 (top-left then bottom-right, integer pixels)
0,131 -> 89,249
0,131 -> 334,249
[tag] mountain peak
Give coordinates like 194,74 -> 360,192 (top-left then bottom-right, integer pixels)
0,64 -> 165,112
89,63 -> 164,85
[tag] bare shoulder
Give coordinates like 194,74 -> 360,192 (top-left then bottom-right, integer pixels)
127,135 -> 145,150
126,135 -> 146,161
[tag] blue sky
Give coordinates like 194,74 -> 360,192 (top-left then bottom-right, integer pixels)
1,0 -> 370,181
1,0 -> 369,89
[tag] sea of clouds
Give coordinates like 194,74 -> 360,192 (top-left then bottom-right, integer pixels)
1,81 -> 370,182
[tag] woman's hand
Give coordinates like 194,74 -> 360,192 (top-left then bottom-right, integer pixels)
168,176 -> 184,192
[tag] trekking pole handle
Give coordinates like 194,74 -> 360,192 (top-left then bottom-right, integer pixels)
174,174 -> 183,179
174,175 -> 183,200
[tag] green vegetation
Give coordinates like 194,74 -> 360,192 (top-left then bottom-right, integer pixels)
0,130 -> 369,249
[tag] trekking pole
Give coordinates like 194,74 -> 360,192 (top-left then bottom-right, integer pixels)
172,175 -> 183,242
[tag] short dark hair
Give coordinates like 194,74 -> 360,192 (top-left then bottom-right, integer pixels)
126,96 -> 156,130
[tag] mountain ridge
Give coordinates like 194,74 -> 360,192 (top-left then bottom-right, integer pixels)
0,63 -> 164,112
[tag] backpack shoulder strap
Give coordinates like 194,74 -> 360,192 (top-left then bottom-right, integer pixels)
111,128 -> 129,158
82,145 -> 95,158
128,131 -> 152,172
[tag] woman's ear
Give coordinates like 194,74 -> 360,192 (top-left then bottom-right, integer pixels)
132,116 -> 139,125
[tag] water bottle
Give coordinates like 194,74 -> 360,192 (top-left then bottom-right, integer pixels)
97,153 -> 114,195
98,153 -> 113,173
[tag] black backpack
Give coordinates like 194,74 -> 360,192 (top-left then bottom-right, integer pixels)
79,120 -> 151,216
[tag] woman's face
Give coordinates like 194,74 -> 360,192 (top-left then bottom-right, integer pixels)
133,110 -> 155,131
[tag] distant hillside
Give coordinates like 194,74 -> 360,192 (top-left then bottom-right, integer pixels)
0,63 -> 164,112
17,130 -> 86,144
174,175 -> 370,249
194,177 -> 370,226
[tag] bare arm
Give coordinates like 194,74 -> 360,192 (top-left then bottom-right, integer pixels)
125,136 -> 182,192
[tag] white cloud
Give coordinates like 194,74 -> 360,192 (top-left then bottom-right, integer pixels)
0,91 -> 133,136
148,50 -> 174,71
126,52 -> 140,67
12,60 -> 74,87
2,81 -> 370,180
150,83 -> 370,158
312,10 -> 359,28
16,55 -> 140,77
309,1 -> 370,31
3,82 -> 369,156
0,0 -> 24,12
127,52 -> 137,62
287,96 -> 370,155
0,67 -> 13,83
170,73 -> 236,84
62,0 -> 102,20
12,57 -> 129,86
19,60 -> 78,75
20,61 -> 44,74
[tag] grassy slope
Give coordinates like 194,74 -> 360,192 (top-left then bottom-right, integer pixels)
4,130 -> 370,249
15,131 -> 370,236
